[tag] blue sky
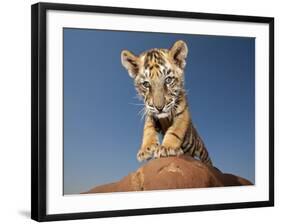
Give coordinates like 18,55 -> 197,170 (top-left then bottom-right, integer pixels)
63,28 -> 255,194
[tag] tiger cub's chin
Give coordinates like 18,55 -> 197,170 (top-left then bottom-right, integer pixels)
155,113 -> 169,119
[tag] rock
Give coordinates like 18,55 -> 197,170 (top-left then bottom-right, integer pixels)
83,155 -> 252,194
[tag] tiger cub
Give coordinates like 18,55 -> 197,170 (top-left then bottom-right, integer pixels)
121,40 -> 213,166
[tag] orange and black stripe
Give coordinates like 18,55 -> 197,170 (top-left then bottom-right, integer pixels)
182,124 -> 213,166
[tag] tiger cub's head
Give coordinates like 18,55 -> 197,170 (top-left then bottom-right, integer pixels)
121,40 -> 188,119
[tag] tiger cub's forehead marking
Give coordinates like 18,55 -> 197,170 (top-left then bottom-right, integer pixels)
144,49 -> 167,68
142,49 -> 170,79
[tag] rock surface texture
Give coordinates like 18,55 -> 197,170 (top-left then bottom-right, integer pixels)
83,155 -> 252,194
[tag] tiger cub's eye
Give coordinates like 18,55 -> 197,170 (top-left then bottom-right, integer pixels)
142,81 -> 150,88
165,76 -> 173,84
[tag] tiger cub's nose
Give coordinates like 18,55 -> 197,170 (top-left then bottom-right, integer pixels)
155,105 -> 164,112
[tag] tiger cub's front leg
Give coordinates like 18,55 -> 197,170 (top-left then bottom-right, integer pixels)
137,116 -> 160,162
154,108 -> 190,158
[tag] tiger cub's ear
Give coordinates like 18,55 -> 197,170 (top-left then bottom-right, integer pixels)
121,50 -> 140,78
169,40 -> 188,69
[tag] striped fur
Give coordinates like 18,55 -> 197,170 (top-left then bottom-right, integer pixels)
181,123 -> 212,165
121,40 -> 213,166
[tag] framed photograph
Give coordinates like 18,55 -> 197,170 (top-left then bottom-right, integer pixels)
31,2 -> 274,222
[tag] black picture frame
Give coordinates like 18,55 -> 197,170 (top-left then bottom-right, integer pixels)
31,2 -> 274,222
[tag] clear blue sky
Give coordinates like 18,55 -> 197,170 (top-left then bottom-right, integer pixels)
63,28 -> 255,194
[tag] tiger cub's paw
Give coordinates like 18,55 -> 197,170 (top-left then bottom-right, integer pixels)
154,146 -> 184,159
137,143 -> 159,162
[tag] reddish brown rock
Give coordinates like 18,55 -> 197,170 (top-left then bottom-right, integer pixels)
83,155 -> 252,194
